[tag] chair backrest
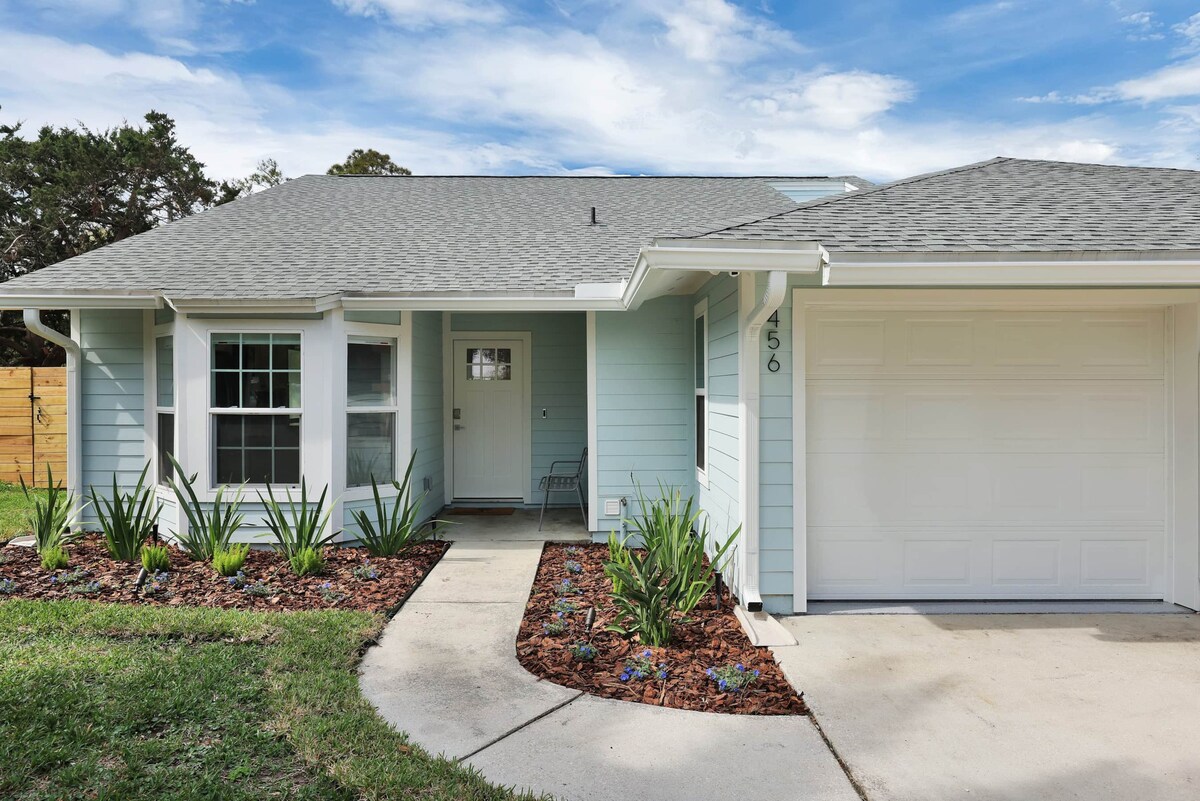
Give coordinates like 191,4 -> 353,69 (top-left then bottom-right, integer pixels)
575,447 -> 587,479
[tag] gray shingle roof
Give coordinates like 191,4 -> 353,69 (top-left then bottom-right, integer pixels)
1,175 -> 860,300
697,158 -> 1200,254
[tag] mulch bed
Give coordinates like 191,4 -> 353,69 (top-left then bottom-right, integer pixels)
516,543 -> 807,715
0,535 -> 449,614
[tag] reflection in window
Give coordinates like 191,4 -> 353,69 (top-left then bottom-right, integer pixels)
347,337 -> 397,487
466,347 -> 512,381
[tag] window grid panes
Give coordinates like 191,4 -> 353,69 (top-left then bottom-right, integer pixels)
210,332 -> 302,486
212,333 -> 300,409
347,337 -> 397,487
466,347 -> 512,381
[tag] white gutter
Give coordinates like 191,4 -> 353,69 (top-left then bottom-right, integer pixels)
23,309 -> 82,506
737,270 -> 788,612
827,258 -> 1200,287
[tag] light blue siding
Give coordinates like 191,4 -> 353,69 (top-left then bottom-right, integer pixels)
410,311 -> 445,523
79,309 -> 146,521
693,275 -> 742,572
450,312 -> 586,505
593,296 -> 692,537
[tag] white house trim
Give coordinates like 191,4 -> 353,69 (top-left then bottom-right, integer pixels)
22,309 -> 82,508
825,258 -> 1200,287
790,287 -> 1200,612
586,310 -> 599,533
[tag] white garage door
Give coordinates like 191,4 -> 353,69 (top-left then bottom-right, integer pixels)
806,309 -> 1167,600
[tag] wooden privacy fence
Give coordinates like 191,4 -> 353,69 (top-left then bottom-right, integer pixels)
0,367 -> 67,485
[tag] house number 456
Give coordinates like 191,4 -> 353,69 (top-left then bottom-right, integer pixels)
766,310 -> 782,372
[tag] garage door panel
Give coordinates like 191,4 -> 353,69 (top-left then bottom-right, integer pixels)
805,308 -> 1167,601
808,310 -> 1165,380
809,380 -> 1164,453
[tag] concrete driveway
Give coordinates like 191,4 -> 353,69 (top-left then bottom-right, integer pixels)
775,613 -> 1200,801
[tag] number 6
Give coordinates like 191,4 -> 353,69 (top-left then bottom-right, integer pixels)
767,354 -> 780,373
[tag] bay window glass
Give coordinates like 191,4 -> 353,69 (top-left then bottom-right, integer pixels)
210,333 -> 301,485
347,336 -> 397,487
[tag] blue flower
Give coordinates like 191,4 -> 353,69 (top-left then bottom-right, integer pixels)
641,650 -> 652,658
619,674 -> 629,682
736,664 -> 745,672
753,669 -> 760,677
718,679 -> 728,690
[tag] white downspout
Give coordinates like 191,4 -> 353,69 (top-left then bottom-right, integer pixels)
738,271 -> 788,612
23,309 -> 82,506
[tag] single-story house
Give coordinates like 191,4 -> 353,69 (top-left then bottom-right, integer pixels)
3,157 -> 1199,615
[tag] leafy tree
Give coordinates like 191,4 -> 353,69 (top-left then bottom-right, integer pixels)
327,148 -> 411,176
0,110 -> 216,365
216,157 -> 286,204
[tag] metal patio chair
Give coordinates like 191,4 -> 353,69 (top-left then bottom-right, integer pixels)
537,447 -> 587,530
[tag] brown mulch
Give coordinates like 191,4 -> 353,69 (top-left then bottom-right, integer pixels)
516,543 -> 807,716
0,535 -> 449,613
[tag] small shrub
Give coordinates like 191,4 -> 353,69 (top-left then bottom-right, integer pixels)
619,650 -> 668,683
318,582 -> 345,603
550,598 -> 577,615
140,544 -> 171,573
352,560 -> 379,581
212,544 -> 249,577
91,463 -> 161,562
142,571 -> 171,598
49,567 -> 89,586
542,612 -> 568,635
40,545 -> 69,571
564,560 -> 582,574
351,452 -> 446,556
555,578 -> 583,596
69,580 -> 103,595
564,546 -> 581,557
166,454 -> 245,561
258,479 -> 335,560
568,641 -> 597,661
226,570 -> 249,589
22,465 -> 84,553
706,663 -> 761,694
243,579 -> 276,597
0,578 -> 16,594
288,546 -> 324,577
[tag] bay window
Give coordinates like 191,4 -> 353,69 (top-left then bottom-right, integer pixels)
347,336 -> 397,487
210,333 -> 301,485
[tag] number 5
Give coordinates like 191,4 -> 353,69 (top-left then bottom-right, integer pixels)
767,330 -> 780,350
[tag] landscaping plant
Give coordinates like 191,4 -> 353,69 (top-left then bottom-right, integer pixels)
39,545 -> 69,571
542,612 -> 568,635
212,544 -> 249,577
166,454 -> 246,561
21,465 -> 83,554
706,663 -> 761,694
603,547 -> 676,645
140,544 -> 171,573
350,452 -> 443,556
91,463 -> 161,562
619,650 -> 669,682
289,546 -> 324,577
258,479 -> 336,561
568,641 -> 597,661
0,578 -> 15,594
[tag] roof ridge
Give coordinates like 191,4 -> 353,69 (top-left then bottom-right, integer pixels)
306,173 -> 868,181
687,157 -> 1010,240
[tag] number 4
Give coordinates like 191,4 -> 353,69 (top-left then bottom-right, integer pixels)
767,310 -> 780,326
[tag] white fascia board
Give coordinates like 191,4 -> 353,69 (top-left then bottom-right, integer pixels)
828,258 -> 1200,287
641,240 -> 828,273
341,295 -> 626,311
0,293 -> 161,309
165,293 -> 343,314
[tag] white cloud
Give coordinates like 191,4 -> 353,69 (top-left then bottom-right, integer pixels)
333,0 -> 505,27
1017,89 -> 1113,104
1115,57 -> 1200,101
651,0 -> 797,63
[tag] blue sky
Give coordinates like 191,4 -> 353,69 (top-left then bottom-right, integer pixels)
2,0 -> 1200,182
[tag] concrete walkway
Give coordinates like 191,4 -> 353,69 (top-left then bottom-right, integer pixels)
360,511 -> 858,801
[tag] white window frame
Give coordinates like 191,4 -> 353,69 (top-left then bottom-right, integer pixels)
154,331 -> 175,489
145,312 -> 177,499
694,297 -> 709,488
345,333 -> 399,491
207,329 -> 305,490
342,316 -> 411,503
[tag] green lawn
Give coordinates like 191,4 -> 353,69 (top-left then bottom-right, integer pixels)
0,600 -> 540,800
0,481 -> 36,543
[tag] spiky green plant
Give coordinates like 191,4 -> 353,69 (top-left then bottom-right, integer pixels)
603,548 -> 676,646
140,544 -> 171,573
21,465 -> 84,553
39,544 -> 69,571
288,546 -> 324,577
165,453 -> 246,561
257,479 -> 335,559
607,530 -> 633,597
212,543 -> 249,577
91,463 -> 161,563
350,451 -> 445,556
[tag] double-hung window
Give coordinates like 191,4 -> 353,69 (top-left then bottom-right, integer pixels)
155,335 -> 174,486
347,336 -> 397,487
694,299 -> 709,484
210,333 -> 301,485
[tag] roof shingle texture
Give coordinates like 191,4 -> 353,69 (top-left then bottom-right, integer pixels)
699,158 -> 1200,253
3,175 -> 845,299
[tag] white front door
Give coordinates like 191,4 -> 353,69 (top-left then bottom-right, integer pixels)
805,308 -> 1168,600
452,339 -> 525,500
